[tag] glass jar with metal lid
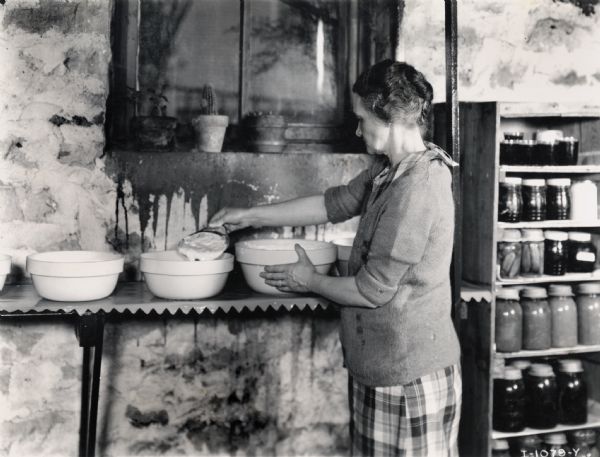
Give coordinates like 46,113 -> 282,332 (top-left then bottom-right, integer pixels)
520,287 -> 551,350
533,140 -> 558,165
522,179 -> 546,221
543,433 -> 572,455
556,137 -> 579,165
515,139 -> 536,165
548,284 -> 578,348
525,363 -> 558,428
495,288 -> 522,352
497,229 -> 522,279
493,366 -> 526,432
520,229 -> 544,276
557,359 -> 587,425
544,230 -> 569,275
567,231 -> 597,273
498,177 -> 522,223
546,178 -> 571,220
576,282 -> 600,345
491,439 -> 511,457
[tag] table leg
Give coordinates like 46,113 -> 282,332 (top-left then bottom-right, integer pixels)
76,313 -> 105,457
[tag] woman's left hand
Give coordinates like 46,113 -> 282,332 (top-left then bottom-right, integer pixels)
260,244 -> 316,293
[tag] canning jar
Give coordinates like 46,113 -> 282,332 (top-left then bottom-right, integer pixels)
532,140 -> 557,165
525,363 -> 558,429
546,178 -> 571,220
568,231 -> 597,273
493,367 -> 526,432
515,140 -> 536,165
495,288 -> 522,352
497,229 -> 522,279
520,229 -> 544,276
568,430 -> 599,457
544,230 -> 568,275
576,282 -> 600,345
543,433 -> 572,456
510,359 -> 531,375
571,180 -> 598,221
556,137 -> 579,165
548,284 -> 578,348
498,177 -> 522,223
521,287 -> 552,350
515,435 -> 543,457
557,359 -> 587,425
499,140 -> 518,165
522,179 -> 547,221
491,439 -> 511,457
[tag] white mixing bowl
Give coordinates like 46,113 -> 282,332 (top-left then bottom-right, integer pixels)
235,239 -> 336,295
0,254 -> 11,292
140,250 -> 234,299
27,251 -> 124,301
332,237 -> 354,276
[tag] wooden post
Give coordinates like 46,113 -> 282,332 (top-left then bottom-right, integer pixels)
445,0 -> 461,326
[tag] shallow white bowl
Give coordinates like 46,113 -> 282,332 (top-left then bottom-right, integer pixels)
0,254 -> 11,292
236,239 -> 336,295
27,251 -> 124,302
332,237 -> 354,276
140,250 -> 233,300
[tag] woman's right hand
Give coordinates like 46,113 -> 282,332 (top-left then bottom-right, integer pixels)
209,207 -> 256,232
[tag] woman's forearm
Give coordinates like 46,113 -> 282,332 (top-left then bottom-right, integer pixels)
308,274 -> 377,308
248,195 -> 329,227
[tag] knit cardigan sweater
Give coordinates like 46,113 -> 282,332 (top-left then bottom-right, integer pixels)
324,143 -> 461,386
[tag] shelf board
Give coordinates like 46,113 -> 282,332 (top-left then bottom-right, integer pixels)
500,165 -> 600,173
498,220 -> 600,229
498,102 -> 600,118
492,400 -> 600,440
497,271 -> 600,285
495,344 -> 600,359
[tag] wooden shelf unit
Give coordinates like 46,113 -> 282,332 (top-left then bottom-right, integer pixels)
434,101 -> 600,457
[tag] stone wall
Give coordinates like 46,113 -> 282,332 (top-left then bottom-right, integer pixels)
401,0 -> 600,103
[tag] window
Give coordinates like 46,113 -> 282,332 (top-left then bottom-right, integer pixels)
108,0 -> 399,150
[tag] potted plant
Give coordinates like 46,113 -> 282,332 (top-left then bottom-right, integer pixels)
128,86 -> 178,151
243,111 -> 287,153
191,85 -> 229,152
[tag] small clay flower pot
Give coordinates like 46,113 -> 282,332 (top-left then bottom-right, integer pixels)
244,114 -> 287,153
192,115 -> 229,152
130,116 -> 178,151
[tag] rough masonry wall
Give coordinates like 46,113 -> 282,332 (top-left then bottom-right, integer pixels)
401,0 -> 600,103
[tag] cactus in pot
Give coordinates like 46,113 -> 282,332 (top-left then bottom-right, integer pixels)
191,85 -> 229,152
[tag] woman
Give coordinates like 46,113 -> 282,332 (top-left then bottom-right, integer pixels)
210,60 -> 461,456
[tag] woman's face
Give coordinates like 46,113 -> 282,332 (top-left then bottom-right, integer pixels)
353,95 -> 390,155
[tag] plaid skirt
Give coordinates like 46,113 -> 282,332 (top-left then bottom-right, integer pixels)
348,364 -> 462,457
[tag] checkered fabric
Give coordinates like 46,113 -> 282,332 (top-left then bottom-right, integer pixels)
348,364 -> 462,457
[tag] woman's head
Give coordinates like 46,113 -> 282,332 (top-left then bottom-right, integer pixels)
352,60 -> 433,130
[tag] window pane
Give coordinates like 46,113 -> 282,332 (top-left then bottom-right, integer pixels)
244,0 -> 347,125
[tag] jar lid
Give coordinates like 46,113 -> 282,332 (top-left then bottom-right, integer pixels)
510,360 -> 531,371
517,139 -> 536,145
544,433 -> 567,445
503,366 -> 522,380
501,139 -> 517,144
558,359 -> 584,373
548,284 -> 574,297
529,363 -> 555,377
522,178 -> 546,186
517,435 -> 543,446
536,129 -> 563,142
544,230 -> 568,241
500,229 -> 522,242
568,231 -> 592,242
568,429 -> 596,445
496,288 -> 520,300
492,439 -> 510,451
577,282 -> 600,294
521,229 -> 544,242
559,136 -> 578,143
546,178 -> 571,186
520,286 -> 548,299
500,177 -> 522,185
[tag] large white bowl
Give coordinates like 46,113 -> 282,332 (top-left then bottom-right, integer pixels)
27,251 -> 124,302
0,254 -> 11,292
235,239 -> 336,295
140,250 -> 233,299
332,237 -> 354,276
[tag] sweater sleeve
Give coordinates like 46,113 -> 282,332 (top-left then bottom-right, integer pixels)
324,168 -> 373,223
355,171 -> 439,307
